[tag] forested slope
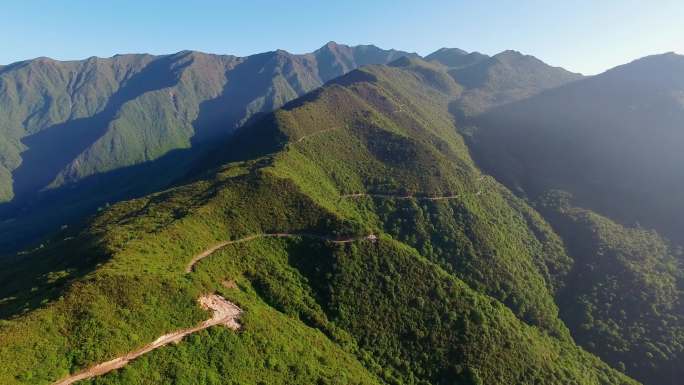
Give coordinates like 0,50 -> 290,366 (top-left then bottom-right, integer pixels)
0,42 -> 416,252
467,53 -> 684,385
0,59 -> 634,385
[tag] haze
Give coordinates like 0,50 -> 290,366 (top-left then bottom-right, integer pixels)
2,0 -> 683,75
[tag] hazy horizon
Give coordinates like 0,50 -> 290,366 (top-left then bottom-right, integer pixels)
3,41 -> 682,77
2,0 -> 683,75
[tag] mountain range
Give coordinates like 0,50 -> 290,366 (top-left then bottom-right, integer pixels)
0,42 -> 682,385
470,52 -> 684,244
0,42 -> 579,252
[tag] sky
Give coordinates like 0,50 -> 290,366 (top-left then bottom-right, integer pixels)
2,0 -> 683,75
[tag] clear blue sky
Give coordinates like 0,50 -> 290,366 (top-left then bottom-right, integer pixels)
2,0 -> 682,75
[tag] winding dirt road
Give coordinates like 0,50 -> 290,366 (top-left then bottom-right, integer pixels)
185,233 -> 378,273
51,176 -> 494,384
340,193 -> 461,201
340,176 -> 494,202
53,295 -> 242,385
294,126 -> 342,143
186,187 -> 489,274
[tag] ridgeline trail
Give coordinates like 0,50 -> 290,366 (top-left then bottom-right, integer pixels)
185,178 -> 496,274
53,175 -> 494,384
294,126 -> 343,144
185,233 -> 378,273
340,176 -> 493,201
52,295 -> 242,385
340,193 -> 461,201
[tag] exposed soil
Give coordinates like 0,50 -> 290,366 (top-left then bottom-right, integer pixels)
53,295 -> 242,385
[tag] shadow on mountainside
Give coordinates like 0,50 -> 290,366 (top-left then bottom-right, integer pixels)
10,54 -> 192,201
0,145 -> 203,254
0,142 -> 226,317
0,53 -> 300,255
0,108 -> 328,317
0,108 -> 287,255
0,47 -> 405,257
0,232 -> 108,320
191,51 -> 310,144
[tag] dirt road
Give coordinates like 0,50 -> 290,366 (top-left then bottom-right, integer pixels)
53,295 -> 242,385
185,233 -> 377,273
294,126 -> 342,143
340,193 -> 460,201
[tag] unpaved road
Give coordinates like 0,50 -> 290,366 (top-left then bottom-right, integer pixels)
294,126 -> 342,143
53,295 -> 242,385
340,193 -> 460,201
185,190 -> 481,273
185,233 -> 378,273
340,177 -> 494,201
340,176 -> 493,202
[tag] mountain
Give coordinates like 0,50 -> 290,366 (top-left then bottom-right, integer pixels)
0,43 -> 582,254
449,50 -> 583,116
467,52 -> 684,385
0,58 -> 634,385
470,52 -> 684,244
425,47 -> 489,69
0,42 -> 417,252
313,41 -> 420,80
424,48 -> 582,116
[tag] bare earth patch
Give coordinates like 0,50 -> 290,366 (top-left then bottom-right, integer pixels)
53,295 -> 242,385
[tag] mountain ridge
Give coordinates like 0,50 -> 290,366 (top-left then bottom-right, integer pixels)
467,51 -> 684,385
0,42 -> 580,253
0,58 -> 635,385
0,43 -> 419,252
448,49 -> 583,116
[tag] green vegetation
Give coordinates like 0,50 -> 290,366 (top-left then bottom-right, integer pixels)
425,48 -> 489,70
267,60 -> 572,337
82,253 -> 384,385
448,50 -> 582,116
196,235 -> 630,385
468,53 -> 684,385
469,53 -> 684,245
0,58 -> 638,384
0,42 -> 415,253
538,191 -> 684,385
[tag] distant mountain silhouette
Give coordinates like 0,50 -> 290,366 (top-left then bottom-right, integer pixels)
471,52 -> 684,243
449,50 -> 583,116
426,47 -> 489,69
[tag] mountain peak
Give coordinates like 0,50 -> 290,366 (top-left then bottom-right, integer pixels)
432,47 -> 469,56
492,50 -> 531,62
448,49 -> 582,115
426,48 -> 488,70
316,41 -> 350,53
274,48 -> 294,56
30,57 -> 59,66
626,51 -> 684,66
497,49 -> 523,56
599,51 -> 684,89
388,55 -> 424,68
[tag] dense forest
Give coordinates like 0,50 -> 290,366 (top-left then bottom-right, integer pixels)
0,48 -> 682,385
467,53 -> 684,385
